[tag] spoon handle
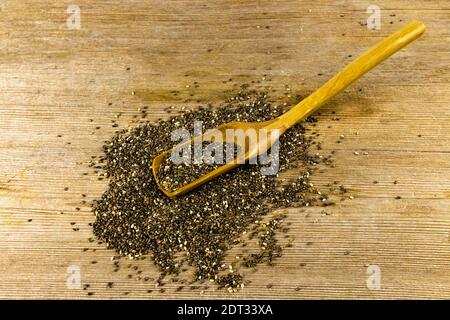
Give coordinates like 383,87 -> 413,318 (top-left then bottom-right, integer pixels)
274,21 -> 426,130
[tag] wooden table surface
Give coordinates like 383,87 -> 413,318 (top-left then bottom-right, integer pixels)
0,0 -> 449,299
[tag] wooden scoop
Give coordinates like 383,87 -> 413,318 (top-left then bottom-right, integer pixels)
153,21 -> 426,197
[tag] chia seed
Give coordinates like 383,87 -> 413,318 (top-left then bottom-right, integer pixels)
157,141 -> 242,192
90,88 -> 331,290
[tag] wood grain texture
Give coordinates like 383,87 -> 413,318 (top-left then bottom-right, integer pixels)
0,0 -> 449,299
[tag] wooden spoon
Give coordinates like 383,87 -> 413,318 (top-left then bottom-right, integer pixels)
152,21 -> 426,197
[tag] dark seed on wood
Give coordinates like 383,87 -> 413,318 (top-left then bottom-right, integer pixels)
89,87 -> 333,291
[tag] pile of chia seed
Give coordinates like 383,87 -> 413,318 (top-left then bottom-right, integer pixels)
157,141 -> 242,192
91,89 -> 332,292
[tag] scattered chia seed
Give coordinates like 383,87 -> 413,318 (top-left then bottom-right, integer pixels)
90,88 -> 332,291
